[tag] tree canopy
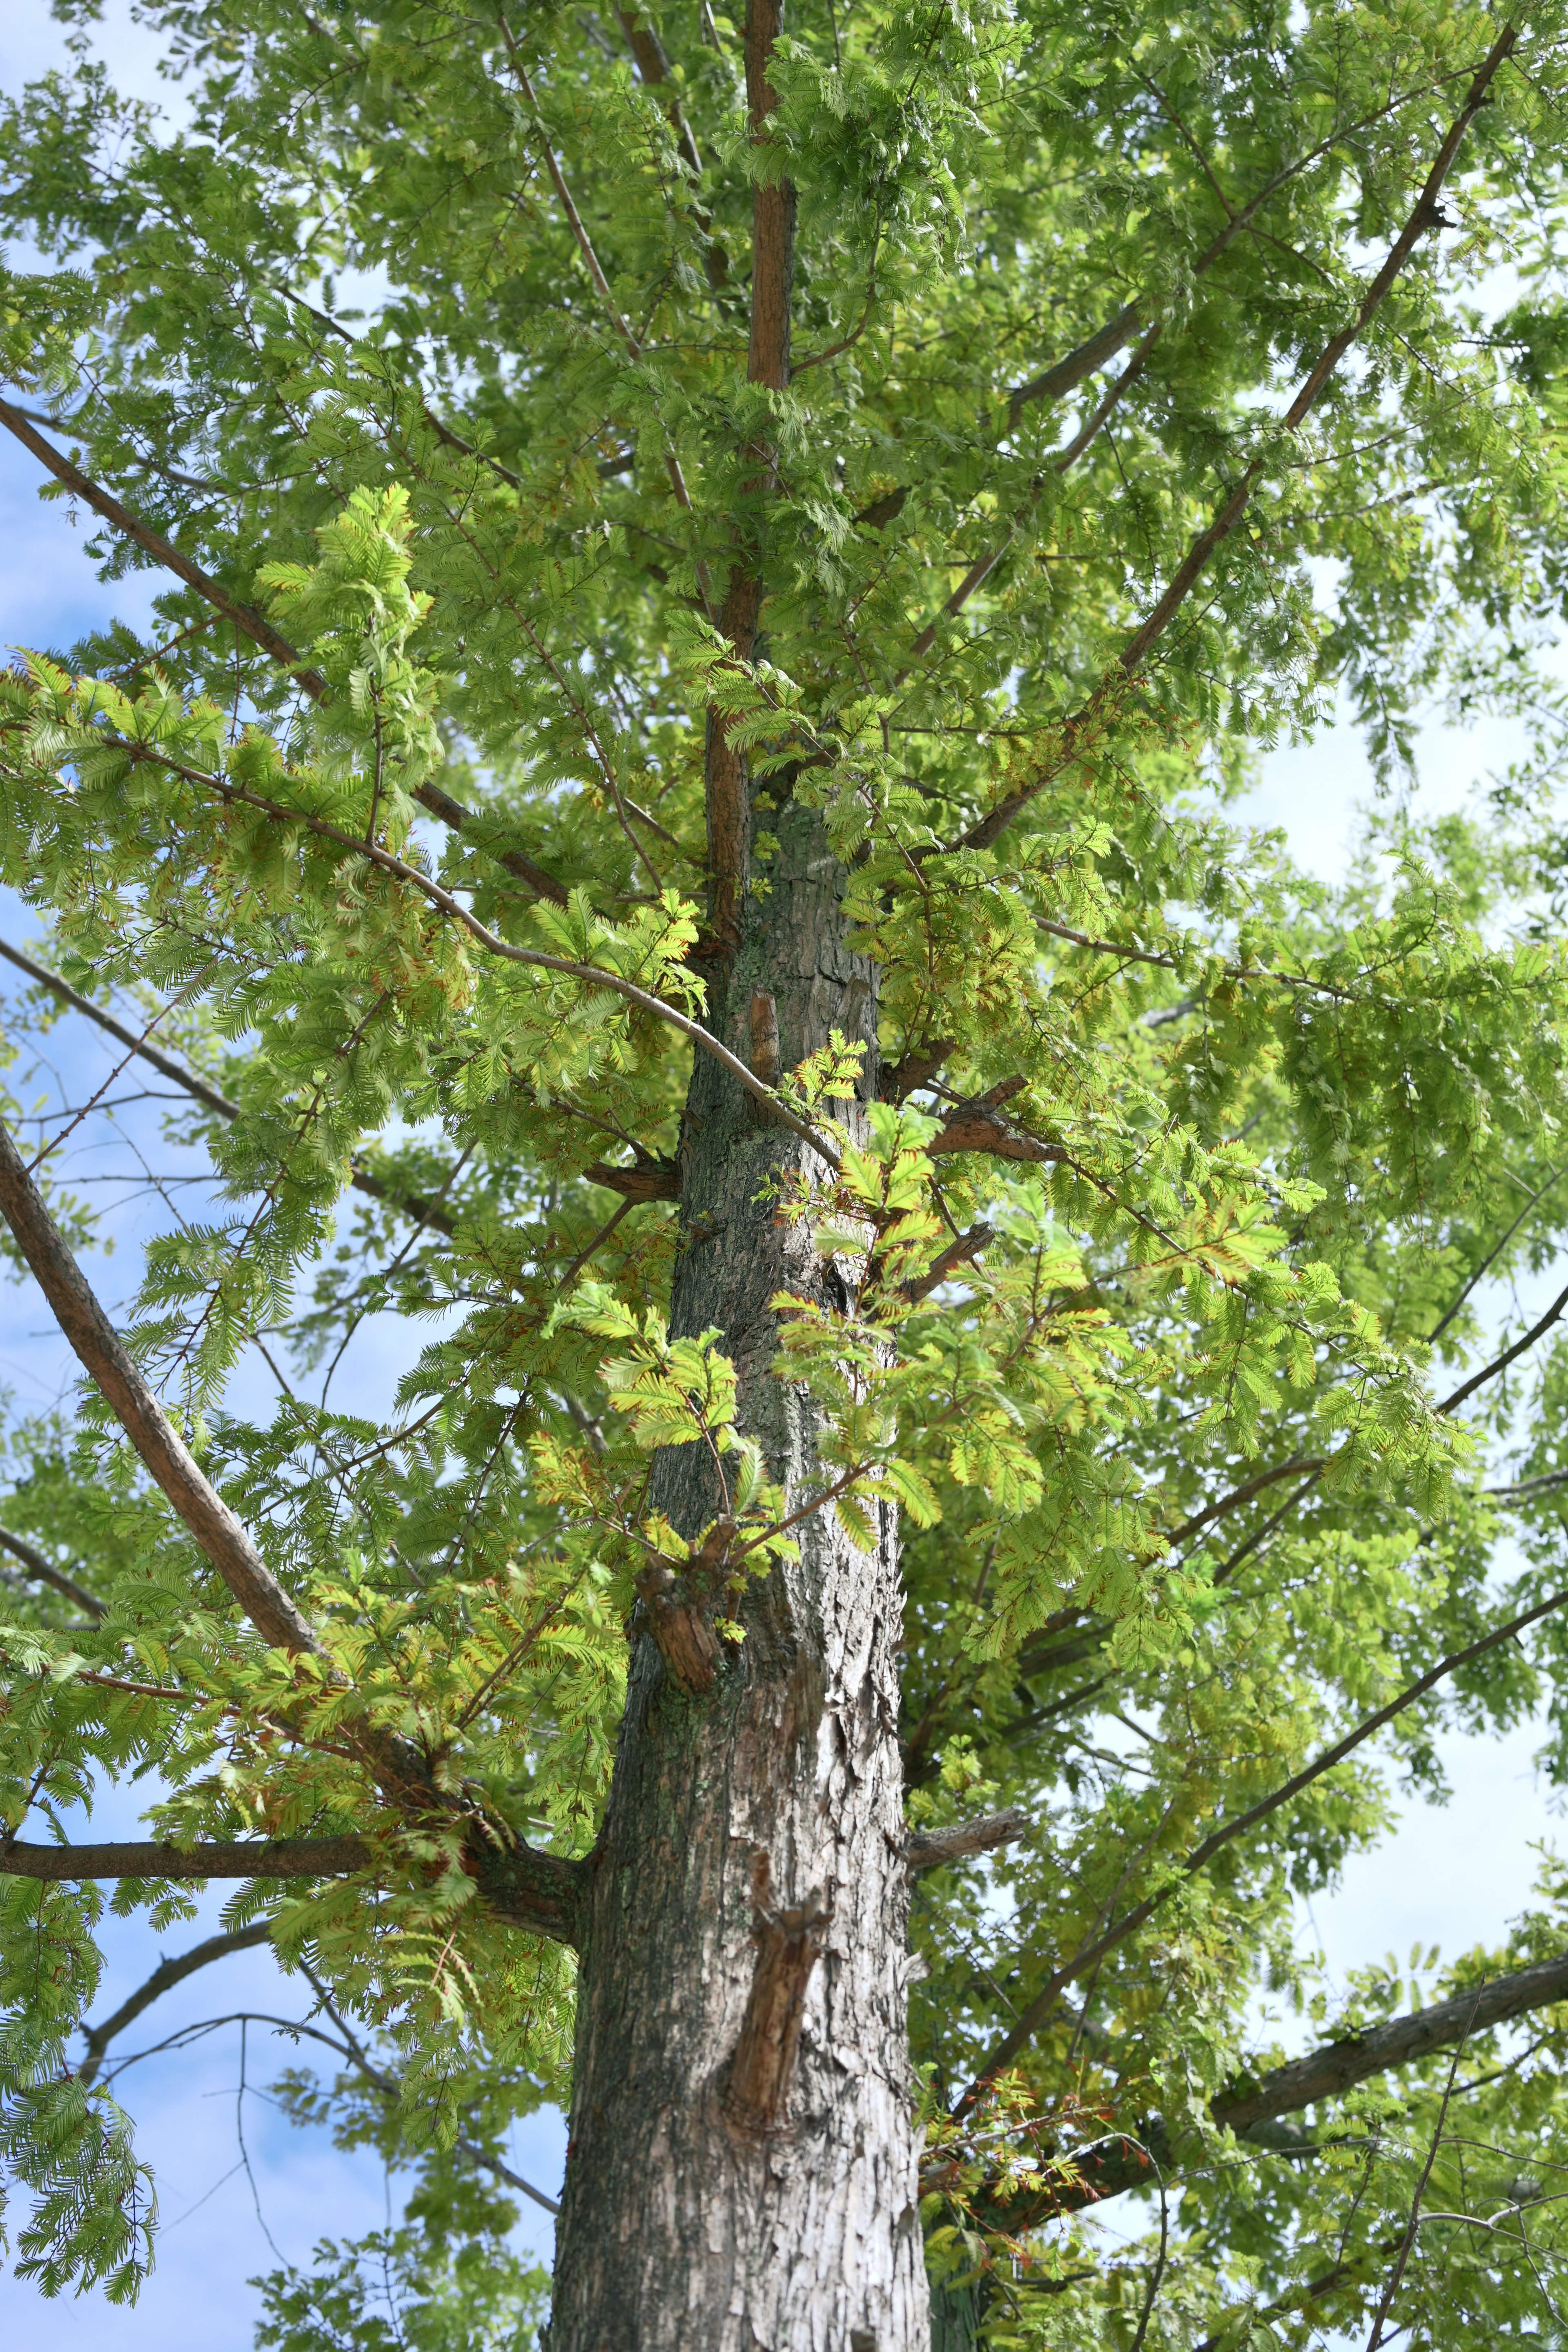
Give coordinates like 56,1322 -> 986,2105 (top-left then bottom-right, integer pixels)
6,2 -> 1568,2345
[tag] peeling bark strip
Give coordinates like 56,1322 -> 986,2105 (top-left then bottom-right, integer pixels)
635,1556 -> 723,1691
722,1853 -> 829,2136
749,986 -> 781,1081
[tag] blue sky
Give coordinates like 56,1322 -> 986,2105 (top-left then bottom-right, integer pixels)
0,4 -> 1563,2344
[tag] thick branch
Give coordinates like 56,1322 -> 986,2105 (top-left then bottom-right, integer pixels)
0,395 -> 327,691
0,1520 -> 105,1618
956,21 -> 1518,857
906,1806 -> 1028,1873
0,1822 -> 585,1947
79,1923 -> 273,2083
957,1570 -> 1568,2111
1006,1949 -> 1568,2220
585,1153 -> 681,1202
1216,1949 -> 1568,2134
0,1836 -> 368,1882
0,934 -> 457,1236
0,1118 -> 323,1655
927,1082 -> 1064,1166
902,1223 -> 994,1304
0,1126 -> 589,1944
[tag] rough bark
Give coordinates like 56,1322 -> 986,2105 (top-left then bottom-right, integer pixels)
546,9 -> 926,2337
548,805 -> 928,2349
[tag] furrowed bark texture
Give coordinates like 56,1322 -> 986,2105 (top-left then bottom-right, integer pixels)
549,806 -> 927,2349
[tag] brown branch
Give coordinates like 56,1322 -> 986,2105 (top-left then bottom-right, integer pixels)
1436,1276 -> 1568,1415
556,1194 -> 634,1290
906,65 -> 1491,660
1163,1456 -> 1324,1550
1002,56 -> 1500,431
405,780 -> 569,906
0,1520 -> 105,1618
956,1568 -> 1568,2112
1007,304 -> 1145,425
0,1120 -> 588,1945
0,395 -> 329,693
0,399 -> 570,906
585,1152 -> 681,1202
906,1806 -> 1028,1873
954,21 -> 1519,858
615,6 -> 729,289
0,934 -> 458,1236
902,1223 -> 995,1304
0,1836 -> 369,1883
977,1949 -> 1568,2224
0,1117 -> 324,1656
928,1095 -> 1063,1166
1214,1958 -> 1566,2136
79,1923 -> 274,2083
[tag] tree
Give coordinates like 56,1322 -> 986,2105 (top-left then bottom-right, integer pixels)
7,0 -> 1568,2342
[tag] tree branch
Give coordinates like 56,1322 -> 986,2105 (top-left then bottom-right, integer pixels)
585,1152 -> 682,1201
971,1949 -> 1568,2223
956,1567 -> 1568,2111
1214,1954 -> 1568,2136
79,1923 -> 274,2083
0,395 -> 328,692
615,4 -> 728,292
121,742 -> 844,1170
1436,1276 -> 1568,1415
0,399 -> 569,906
0,1118 -> 324,1655
0,934 -> 457,1236
901,1223 -> 994,1304
1428,1168 -> 1563,1344
927,1089 -> 1064,1165
0,1520 -> 105,1618
954,21 -> 1519,858
0,1121 -> 590,1945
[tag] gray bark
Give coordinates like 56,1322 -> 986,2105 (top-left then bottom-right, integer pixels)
548,804 -> 929,2349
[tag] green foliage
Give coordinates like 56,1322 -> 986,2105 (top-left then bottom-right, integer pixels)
5,0 -> 1568,2343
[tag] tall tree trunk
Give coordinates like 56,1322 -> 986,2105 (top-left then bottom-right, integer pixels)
548,10 -> 928,2338
547,805 -> 929,2347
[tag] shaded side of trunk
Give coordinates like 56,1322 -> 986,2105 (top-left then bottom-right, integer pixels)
548,803 -> 929,2349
